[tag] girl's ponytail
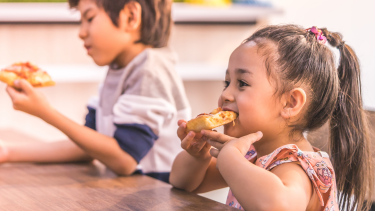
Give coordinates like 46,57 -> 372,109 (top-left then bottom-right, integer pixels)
324,30 -> 373,211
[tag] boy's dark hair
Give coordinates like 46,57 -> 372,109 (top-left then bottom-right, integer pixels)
69,0 -> 172,48
245,25 -> 373,211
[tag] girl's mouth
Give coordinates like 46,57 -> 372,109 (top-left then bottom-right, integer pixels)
222,107 -> 239,117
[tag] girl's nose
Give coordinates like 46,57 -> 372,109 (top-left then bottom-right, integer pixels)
220,85 -> 235,104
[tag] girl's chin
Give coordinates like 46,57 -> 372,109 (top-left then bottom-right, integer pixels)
224,125 -> 238,137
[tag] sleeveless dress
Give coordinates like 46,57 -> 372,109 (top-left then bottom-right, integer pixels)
226,144 -> 339,211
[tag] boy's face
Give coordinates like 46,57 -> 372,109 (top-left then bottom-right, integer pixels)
219,41 -> 284,140
78,0 -> 133,66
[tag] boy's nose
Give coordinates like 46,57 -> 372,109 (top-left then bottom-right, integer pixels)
78,25 -> 88,40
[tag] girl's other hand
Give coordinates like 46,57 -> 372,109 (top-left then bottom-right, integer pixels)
202,130 -> 263,158
6,79 -> 52,119
177,120 -> 212,160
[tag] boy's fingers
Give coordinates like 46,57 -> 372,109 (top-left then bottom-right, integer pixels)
6,86 -> 23,102
14,79 -> 34,95
201,130 -> 233,144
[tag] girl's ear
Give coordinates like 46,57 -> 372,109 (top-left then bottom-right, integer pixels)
280,88 -> 307,119
118,1 -> 142,32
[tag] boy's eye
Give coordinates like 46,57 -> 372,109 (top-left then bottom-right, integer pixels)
238,80 -> 249,87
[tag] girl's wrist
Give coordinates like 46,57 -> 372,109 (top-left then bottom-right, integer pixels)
191,151 -> 212,163
216,145 -> 240,169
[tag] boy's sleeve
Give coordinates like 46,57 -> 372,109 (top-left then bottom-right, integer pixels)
84,96 -> 99,130
112,94 -> 177,163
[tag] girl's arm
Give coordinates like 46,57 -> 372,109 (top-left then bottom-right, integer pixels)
203,130 -> 313,211
6,80 -> 138,176
219,147 -> 312,211
169,121 -> 227,192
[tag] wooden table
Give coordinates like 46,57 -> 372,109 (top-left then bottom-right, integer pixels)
0,130 -> 237,211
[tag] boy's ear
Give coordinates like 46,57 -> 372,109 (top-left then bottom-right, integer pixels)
280,88 -> 307,120
118,1 -> 142,32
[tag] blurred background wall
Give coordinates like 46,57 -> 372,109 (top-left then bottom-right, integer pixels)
0,0 -> 374,204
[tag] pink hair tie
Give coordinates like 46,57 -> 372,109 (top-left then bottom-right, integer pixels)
306,26 -> 327,44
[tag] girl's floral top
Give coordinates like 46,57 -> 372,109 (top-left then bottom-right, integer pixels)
226,144 -> 339,211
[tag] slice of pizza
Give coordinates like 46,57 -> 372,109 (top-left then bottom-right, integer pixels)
0,62 -> 55,87
186,107 -> 238,133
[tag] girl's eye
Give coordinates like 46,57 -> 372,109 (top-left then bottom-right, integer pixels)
87,17 -> 94,23
238,80 -> 249,87
223,80 -> 230,89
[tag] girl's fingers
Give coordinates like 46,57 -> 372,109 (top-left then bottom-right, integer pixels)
240,131 -> 264,145
180,131 -> 195,150
177,119 -> 186,127
177,122 -> 187,140
209,147 -> 219,158
201,130 -> 233,144
191,139 -> 207,152
205,138 -> 224,150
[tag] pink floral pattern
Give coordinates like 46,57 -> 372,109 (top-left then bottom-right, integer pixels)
226,144 -> 339,210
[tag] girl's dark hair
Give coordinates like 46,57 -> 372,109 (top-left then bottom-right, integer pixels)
69,0 -> 172,48
245,25 -> 373,211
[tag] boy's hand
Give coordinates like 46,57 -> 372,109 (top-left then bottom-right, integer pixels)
177,120 -> 212,160
201,130 -> 263,158
0,140 -> 9,163
6,79 -> 53,119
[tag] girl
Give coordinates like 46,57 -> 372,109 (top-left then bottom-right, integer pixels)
170,25 -> 373,211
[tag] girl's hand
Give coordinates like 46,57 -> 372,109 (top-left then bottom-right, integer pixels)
6,79 -> 53,119
177,120 -> 212,160
201,130 -> 263,158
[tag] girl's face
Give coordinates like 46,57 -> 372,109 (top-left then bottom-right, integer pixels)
220,41 -> 284,139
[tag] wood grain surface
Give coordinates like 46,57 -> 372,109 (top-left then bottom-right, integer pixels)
0,130 -> 237,211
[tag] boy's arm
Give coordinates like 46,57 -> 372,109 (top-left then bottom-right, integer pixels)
6,80 -> 138,175
4,140 -> 93,163
43,108 -> 138,175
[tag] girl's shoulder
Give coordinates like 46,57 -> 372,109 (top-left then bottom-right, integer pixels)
248,144 -> 338,210
255,144 -> 335,178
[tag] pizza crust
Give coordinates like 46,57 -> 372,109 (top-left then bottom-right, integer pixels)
186,108 -> 238,133
0,71 -> 19,86
0,62 -> 55,87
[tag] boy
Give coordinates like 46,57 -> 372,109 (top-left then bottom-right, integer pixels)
1,0 -> 190,183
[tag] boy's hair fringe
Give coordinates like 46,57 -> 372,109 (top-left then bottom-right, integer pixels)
244,24 -> 373,211
69,0 -> 172,48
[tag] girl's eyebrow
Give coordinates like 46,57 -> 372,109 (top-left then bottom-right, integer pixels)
235,68 -> 252,75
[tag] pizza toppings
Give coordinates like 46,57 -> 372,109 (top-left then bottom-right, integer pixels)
0,62 -> 55,87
